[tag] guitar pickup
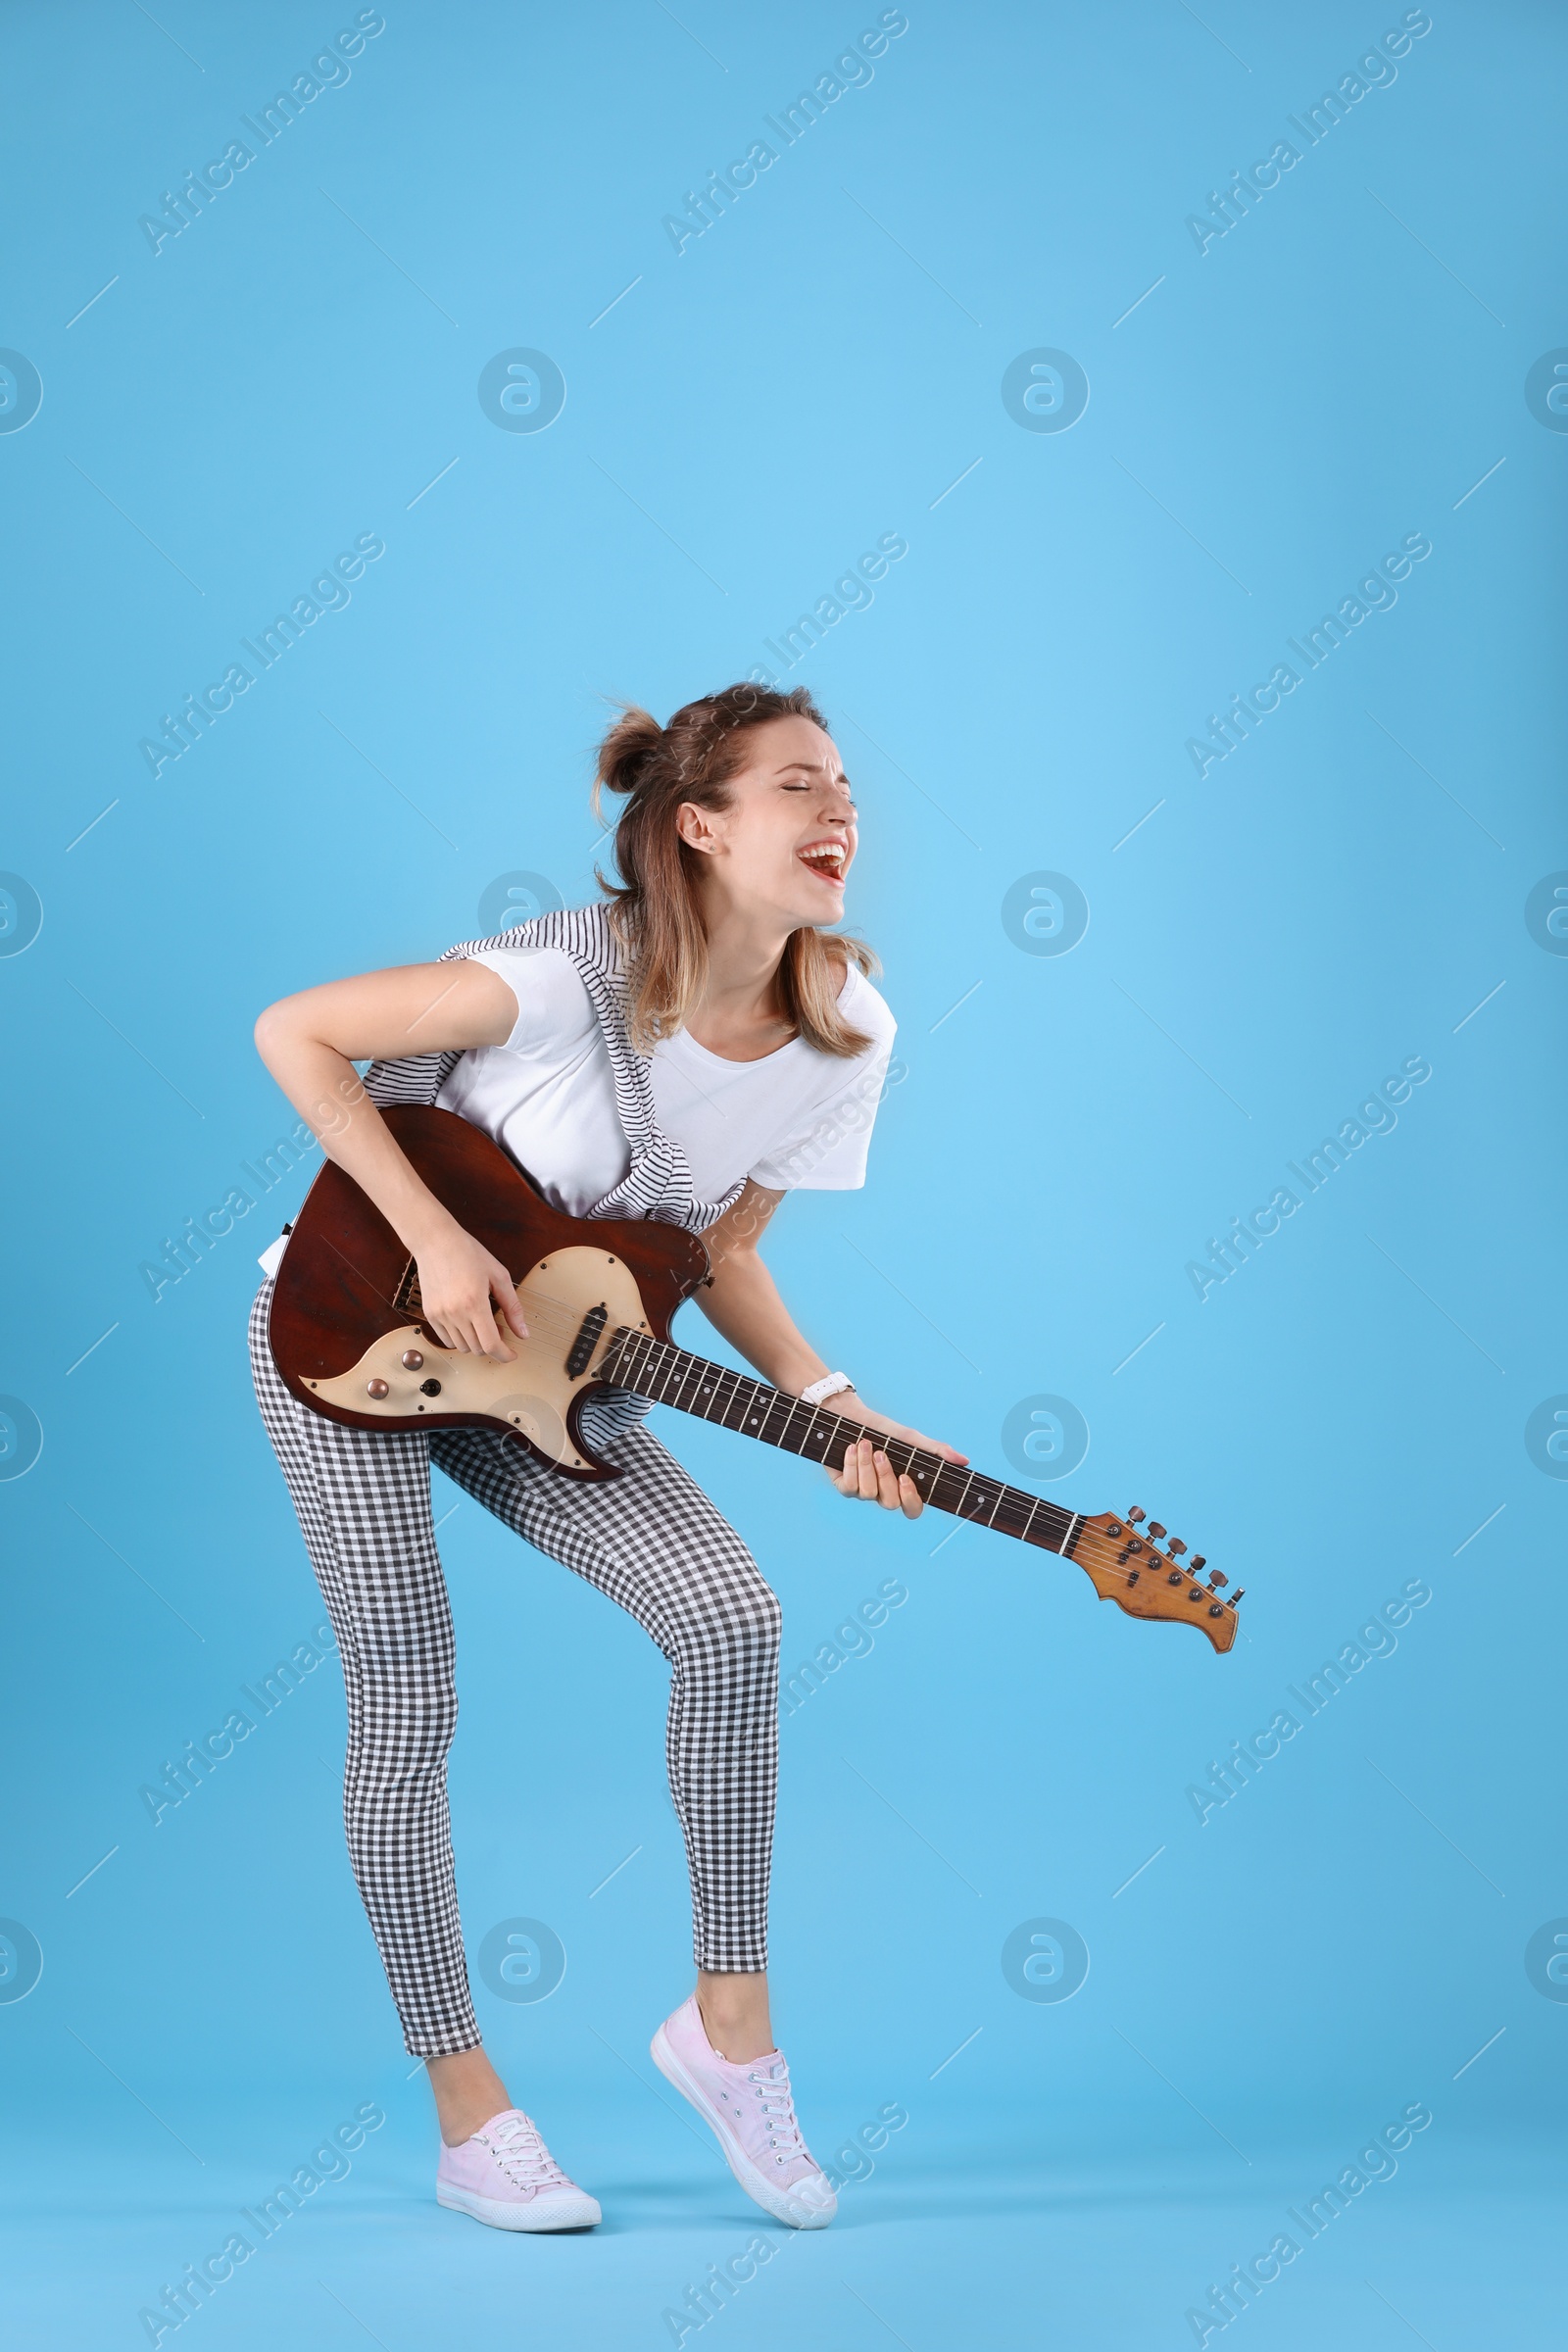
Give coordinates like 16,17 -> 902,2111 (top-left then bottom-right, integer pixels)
566,1302 -> 609,1378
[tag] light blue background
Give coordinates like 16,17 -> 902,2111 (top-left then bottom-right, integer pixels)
2,3 -> 1563,2346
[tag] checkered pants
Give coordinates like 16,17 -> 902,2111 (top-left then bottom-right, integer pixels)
248,1277 -> 780,2057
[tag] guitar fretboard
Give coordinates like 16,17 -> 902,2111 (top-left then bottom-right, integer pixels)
602,1327 -> 1082,1557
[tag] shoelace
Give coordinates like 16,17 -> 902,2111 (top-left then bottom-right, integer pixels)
748,2061 -> 808,2166
482,2114 -> 566,2191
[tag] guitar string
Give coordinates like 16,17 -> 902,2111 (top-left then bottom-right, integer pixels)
402,1294 -> 1139,1541
605,1331 -> 1230,1613
600,1326 -> 1093,1556
389,1286 -> 1074,1541
378,1284 -> 1222,1606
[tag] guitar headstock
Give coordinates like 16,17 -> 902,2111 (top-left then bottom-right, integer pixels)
1072,1507 -> 1241,1654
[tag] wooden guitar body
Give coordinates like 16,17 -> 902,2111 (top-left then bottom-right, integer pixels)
268,1105 -> 708,1478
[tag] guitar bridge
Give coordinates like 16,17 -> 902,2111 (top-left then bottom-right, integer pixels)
393,1259 -> 424,1322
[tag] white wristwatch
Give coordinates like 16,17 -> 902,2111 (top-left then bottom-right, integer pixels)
801,1370 -> 854,1407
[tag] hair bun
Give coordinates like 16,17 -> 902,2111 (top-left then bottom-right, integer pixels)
596,704 -> 664,801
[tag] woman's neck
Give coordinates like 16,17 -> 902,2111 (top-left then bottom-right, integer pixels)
685,897 -> 795,1060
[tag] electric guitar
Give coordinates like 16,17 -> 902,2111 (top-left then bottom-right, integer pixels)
269,1107 -> 1240,1652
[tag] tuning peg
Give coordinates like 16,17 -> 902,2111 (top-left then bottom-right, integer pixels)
1206,1569 -> 1226,1589
1190,1555 -> 1206,1573
1167,1539 -> 1186,1557
1126,1506 -> 1146,1524
1229,1588 -> 1245,1606
1148,1521 -> 1166,1540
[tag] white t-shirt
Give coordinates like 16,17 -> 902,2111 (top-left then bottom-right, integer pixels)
431,945 -> 897,1217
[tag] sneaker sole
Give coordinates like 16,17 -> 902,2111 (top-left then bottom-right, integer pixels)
649,2025 -> 835,2230
436,2182 -> 601,2232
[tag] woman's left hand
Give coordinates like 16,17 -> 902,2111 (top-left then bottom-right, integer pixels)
829,1396 -> 968,1519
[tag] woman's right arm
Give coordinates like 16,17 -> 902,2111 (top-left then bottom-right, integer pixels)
254,959 -> 528,1360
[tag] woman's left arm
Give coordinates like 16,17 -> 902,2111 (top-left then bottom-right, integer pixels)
694,1182 -> 967,1518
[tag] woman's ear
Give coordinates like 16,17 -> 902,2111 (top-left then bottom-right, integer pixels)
675,800 -> 722,856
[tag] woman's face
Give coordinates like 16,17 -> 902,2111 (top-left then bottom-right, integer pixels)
677,714 -> 858,932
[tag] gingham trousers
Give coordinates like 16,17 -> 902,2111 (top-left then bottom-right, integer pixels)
249,1276 -> 781,2057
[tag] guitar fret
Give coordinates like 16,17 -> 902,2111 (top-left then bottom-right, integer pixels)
1007,1492 -> 1041,1538
802,1404 -> 837,1463
760,1388 -> 797,1448
900,1444 -> 940,1497
930,1461 -> 972,1514
770,1392 -> 809,1452
719,1373 -> 753,1432
737,1381 -> 775,1438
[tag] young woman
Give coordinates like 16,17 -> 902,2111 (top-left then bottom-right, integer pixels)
249,683 -> 964,2234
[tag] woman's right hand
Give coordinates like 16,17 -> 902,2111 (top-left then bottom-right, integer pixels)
414,1222 -> 529,1360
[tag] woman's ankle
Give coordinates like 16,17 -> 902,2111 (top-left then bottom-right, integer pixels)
696,1970 -> 773,2064
426,2046 -> 513,2145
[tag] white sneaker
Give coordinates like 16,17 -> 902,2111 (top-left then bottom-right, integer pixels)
652,1994 -> 836,2229
435,2107 -> 601,2231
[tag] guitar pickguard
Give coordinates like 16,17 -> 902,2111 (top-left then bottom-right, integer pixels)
303,1245 -> 650,1471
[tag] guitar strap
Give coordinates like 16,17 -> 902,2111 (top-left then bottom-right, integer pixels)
360,902 -> 747,1236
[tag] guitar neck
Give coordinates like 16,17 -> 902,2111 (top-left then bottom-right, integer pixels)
602,1327 -> 1083,1559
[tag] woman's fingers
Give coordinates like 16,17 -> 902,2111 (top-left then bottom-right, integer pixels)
834,1437 -> 872,1499
487,1255 -> 529,1342
834,1437 -> 926,1515
422,1292 -> 517,1359
475,1295 -> 515,1361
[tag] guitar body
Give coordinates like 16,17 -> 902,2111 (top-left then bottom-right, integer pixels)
269,1105 -> 710,1479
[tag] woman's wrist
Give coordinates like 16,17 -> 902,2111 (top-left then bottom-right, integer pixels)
399,1193 -> 466,1258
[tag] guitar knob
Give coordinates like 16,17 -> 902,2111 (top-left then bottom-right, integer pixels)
366,1379 -> 390,1399
1206,1570 -> 1227,1589
419,1378 -> 443,1396
1167,1539 -> 1187,1557
1148,1522 -> 1166,1540
1190,1556 -> 1206,1573
1126,1506 -> 1146,1524
401,1348 -> 424,1370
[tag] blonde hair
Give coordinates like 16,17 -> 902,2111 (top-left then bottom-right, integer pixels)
592,683 -> 876,1057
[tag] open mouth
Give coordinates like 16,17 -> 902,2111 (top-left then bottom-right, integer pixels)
797,841 -> 848,887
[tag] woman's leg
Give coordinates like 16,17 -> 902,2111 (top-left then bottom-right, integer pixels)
249,1281 -> 501,2128
429,1417 -> 783,2053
